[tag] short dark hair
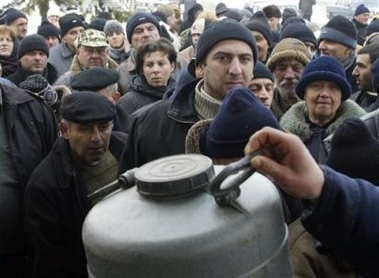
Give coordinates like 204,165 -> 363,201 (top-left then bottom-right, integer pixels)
135,37 -> 177,74
358,43 -> 379,63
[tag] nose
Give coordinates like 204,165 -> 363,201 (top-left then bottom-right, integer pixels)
152,63 -> 160,72
283,66 -> 295,79
352,65 -> 359,76
90,127 -> 102,142
229,57 -> 242,75
258,88 -> 269,100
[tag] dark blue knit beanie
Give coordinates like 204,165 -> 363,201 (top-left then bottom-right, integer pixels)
245,11 -> 273,48
355,4 -> 370,16
17,34 -> 49,58
296,56 -> 351,101
253,61 -> 273,81
126,12 -> 161,44
202,86 -> 281,158
371,58 -> 379,93
319,15 -> 357,50
280,21 -> 316,48
5,9 -> 27,25
37,19 -> 60,39
196,19 -> 257,66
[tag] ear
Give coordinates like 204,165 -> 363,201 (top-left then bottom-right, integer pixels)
195,64 -> 204,78
170,62 -> 176,73
60,121 -> 70,139
111,91 -> 121,103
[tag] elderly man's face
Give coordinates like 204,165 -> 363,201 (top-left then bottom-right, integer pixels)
20,50 -> 48,74
77,45 -> 108,69
273,59 -> 305,104
63,26 -> 85,49
201,39 -> 254,101
61,120 -> 113,166
45,36 -> 59,48
248,77 -> 274,108
10,17 -> 28,38
131,22 -> 160,50
304,80 -> 342,126
319,39 -> 353,61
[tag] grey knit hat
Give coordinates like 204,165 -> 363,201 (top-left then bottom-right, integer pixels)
104,19 -> 124,36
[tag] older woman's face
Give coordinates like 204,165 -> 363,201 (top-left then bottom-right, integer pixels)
0,32 -> 14,58
143,51 -> 174,87
304,80 -> 342,125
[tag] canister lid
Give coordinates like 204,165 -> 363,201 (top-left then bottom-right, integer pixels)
135,154 -> 214,197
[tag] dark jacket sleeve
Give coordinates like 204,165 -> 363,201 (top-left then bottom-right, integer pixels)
302,166 -> 379,277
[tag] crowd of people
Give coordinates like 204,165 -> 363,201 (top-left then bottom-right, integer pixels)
1,1 -> 379,277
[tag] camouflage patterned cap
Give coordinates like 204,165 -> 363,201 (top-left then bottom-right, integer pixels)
76,29 -> 108,48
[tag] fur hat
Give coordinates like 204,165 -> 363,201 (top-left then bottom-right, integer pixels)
280,21 -> 316,49
319,15 -> 357,50
326,118 -> 379,185
37,19 -> 60,39
126,12 -> 161,44
17,34 -> 49,58
253,61 -> 274,81
245,11 -> 273,48
263,5 -> 281,18
62,91 -> 116,123
104,19 -> 124,36
196,19 -> 257,66
371,58 -> 379,93
185,86 -> 281,158
59,13 -> 85,37
266,38 -> 311,71
5,9 -> 27,25
355,4 -> 370,16
296,56 -> 352,100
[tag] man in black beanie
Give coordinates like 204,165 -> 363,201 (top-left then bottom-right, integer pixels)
352,4 -> 370,46
249,61 -> 274,108
118,11 -> 188,94
48,13 -> 86,76
37,19 -> 61,48
24,91 -> 127,278
245,11 -> 273,63
5,8 -> 28,39
6,34 -> 58,86
318,15 -> 359,93
118,19 -> 257,172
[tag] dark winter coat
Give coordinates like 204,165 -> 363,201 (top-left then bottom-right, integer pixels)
7,62 -> 58,86
0,83 -> 58,259
350,90 -> 377,111
352,18 -> 367,46
361,108 -> 379,139
116,75 -> 176,132
118,79 -> 200,173
280,100 -> 366,162
24,132 -> 127,278
302,166 -> 379,277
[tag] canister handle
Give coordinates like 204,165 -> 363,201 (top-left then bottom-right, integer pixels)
208,149 -> 263,207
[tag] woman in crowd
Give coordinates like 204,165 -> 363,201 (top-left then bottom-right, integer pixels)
116,38 -> 177,124
0,25 -> 18,77
280,56 -> 366,163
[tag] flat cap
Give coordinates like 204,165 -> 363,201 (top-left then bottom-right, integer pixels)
62,91 -> 116,123
71,68 -> 119,91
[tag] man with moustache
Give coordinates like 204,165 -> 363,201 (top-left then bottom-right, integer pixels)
24,92 -> 127,278
266,38 -> 311,119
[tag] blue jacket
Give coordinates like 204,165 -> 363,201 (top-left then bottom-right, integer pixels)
303,166 -> 379,277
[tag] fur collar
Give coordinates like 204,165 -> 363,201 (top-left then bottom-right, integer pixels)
280,100 -> 366,142
69,54 -> 119,74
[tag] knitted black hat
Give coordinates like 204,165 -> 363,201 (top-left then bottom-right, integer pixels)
62,91 -> 116,123
224,9 -> 242,22
5,9 -> 27,25
296,56 -> 351,100
280,21 -> 316,48
326,118 -> 379,185
126,12 -> 161,44
71,68 -> 119,91
262,5 -> 281,18
355,4 -> 370,16
319,15 -> 357,49
17,34 -> 49,58
59,13 -> 85,37
202,86 -> 281,158
37,19 -> 60,39
253,61 -> 274,81
196,19 -> 257,66
88,17 -> 107,31
366,18 -> 379,37
19,74 -> 58,106
371,58 -> 379,93
245,11 -> 273,48
215,3 -> 230,17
